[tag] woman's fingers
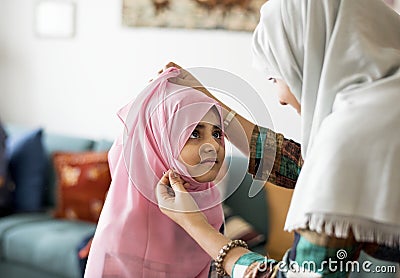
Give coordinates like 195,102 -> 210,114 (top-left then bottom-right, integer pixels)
151,62 -> 182,83
155,61 -> 202,89
165,62 -> 182,69
156,169 -> 207,228
158,62 -> 182,76
160,170 -> 170,185
183,182 -> 191,189
158,170 -> 177,198
168,170 -> 187,192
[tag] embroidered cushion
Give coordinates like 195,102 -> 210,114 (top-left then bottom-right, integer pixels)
53,151 -> 111,223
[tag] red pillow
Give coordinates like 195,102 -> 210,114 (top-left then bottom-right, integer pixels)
53,151 -> 111,223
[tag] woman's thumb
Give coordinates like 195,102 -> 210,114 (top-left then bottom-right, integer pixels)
169,170 -> 186,192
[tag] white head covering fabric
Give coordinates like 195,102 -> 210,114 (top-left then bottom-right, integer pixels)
252,0 -> 400,247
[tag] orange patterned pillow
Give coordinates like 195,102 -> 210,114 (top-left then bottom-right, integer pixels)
53,151 -> 111,223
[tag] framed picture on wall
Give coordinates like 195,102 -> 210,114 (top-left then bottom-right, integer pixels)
122,0 -> 267,32
34,0 -> 76,38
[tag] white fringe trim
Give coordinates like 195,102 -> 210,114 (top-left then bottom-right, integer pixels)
287,212 -> 400,249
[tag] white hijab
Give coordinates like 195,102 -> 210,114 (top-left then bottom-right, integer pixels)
253,0 -> 400,247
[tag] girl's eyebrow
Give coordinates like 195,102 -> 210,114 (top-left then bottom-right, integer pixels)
196,124 -> 222,129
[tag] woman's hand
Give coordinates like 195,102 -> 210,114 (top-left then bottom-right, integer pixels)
157,62 -> 204,89
156,170 -> 207,229
157,170 -> 249,276
159,62 -> 255,158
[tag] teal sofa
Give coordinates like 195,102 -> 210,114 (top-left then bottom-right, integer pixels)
0,124 -> 271,278
0,124 -> 112,278
0,125 -> 396,278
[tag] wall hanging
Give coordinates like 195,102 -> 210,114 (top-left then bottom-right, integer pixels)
122,0 -> 266,32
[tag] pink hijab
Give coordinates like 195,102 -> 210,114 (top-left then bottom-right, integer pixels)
85,68 -> 224,278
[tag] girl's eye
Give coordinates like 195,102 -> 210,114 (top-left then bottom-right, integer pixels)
189,130 -> 200,139
213,130 -> 223,139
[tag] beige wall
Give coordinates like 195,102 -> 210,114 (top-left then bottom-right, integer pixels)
0,0 -> 301,144
265,182 -> 294,260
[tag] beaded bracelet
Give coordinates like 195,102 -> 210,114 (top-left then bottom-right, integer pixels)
214,239 -> 248,277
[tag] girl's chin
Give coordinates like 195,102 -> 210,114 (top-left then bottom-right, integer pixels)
192,170 -> 219,183
185,164 -> 222,183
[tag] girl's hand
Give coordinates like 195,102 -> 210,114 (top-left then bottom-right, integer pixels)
156,170 -> 207,229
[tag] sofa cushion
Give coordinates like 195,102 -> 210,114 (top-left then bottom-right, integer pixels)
53,151 -> 111,223
0,122 -> 12,216
0,121 -> 7,187
3,124 -> 32,139
0,213 -> 52,258
223,204 -> 266,249
42,133 -> 95,154
223,156 -> 269,239
1,217 -> 96,278
42,132 -> 95,208
0,262 -> 60,278
7,128 -> 47,212
92,139 -> 113,152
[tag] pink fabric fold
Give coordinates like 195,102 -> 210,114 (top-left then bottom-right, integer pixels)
85,67 -> 224,278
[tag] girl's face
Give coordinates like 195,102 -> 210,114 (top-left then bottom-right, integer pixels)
178,108 -> 225,183
269,78 -> 301,115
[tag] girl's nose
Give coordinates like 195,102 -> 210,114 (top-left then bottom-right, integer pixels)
201,142 -> 218,153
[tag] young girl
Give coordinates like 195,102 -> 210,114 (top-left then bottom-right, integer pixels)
84,67 -> 226,277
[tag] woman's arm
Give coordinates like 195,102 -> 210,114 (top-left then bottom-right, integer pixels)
191,85 -> 255,157
165,62 -> 255,156
249,126 -> 303,189
156,170 -> 251,276
184,214 -> 250,276
163,63 -> 303,188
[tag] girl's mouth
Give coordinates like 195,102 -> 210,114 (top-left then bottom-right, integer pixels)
200,158 -> 217,164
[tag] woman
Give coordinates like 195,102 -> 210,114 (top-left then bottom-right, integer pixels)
85,67 -> 227,277
156,0 -> 400,277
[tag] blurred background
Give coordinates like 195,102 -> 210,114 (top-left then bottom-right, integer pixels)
0,0 -> 301,144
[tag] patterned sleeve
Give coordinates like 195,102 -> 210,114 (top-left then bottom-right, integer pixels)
248,125 -> 303,189
232,252 -> 278,278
